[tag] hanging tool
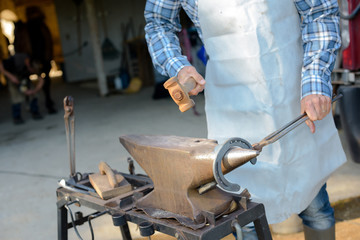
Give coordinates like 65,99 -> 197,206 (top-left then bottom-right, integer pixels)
73,0 -> 84,56
99,0 -> 119,60
213,94 -> 343,193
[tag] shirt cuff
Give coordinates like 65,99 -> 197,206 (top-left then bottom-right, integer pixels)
165,56 -> 192,77
301,75 -> 332,99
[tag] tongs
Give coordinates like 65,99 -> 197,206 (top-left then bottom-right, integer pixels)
62,96 -> 95,193
64,96 -> 76,178
210,94 -> 343,194
252,94 -> 343,152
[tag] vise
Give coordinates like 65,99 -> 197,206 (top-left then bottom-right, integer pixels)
120,135 -> 259,229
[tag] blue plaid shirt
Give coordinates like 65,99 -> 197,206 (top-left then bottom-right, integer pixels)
144,0 -> 341,98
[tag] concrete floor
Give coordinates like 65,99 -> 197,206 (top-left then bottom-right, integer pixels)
0,78 -> 359,240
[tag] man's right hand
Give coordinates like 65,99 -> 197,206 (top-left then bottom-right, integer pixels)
177,66 -> 206,96
300,94 -> 331,133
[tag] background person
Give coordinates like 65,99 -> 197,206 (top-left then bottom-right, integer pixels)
0,52 -> 44,124
26,6 -> 57,114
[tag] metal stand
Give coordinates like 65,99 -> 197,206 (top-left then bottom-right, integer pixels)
56,173 -> 272,240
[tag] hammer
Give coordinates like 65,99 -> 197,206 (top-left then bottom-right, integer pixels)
163,77 -> 196,112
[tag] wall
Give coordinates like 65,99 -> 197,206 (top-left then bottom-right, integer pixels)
54,0 -> 148,82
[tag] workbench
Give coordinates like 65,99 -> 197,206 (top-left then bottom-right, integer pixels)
56,173 -> 272,240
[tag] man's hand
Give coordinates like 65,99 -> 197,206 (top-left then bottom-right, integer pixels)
24,89 -> 35,96
300,94 -> 331,133
8,75 -> 20,85
0,62 -> 20,84
25,77 -> 44,96
177,66 -> 206,96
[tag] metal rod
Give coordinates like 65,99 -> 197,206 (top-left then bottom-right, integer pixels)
88,210 -> 109,240
232,221 -> 243,240
58,179 -> 90,195
119,223 -> 133,240
64,96 -> 76,178
65,202 -> 84,240
58,205 -> 68,240
340,2 -> 360,20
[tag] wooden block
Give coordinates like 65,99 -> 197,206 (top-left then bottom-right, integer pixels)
89,173 -> 132,200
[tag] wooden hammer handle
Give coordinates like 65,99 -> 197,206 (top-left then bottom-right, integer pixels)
98,161 -> 119,188
181,77 -> 197,93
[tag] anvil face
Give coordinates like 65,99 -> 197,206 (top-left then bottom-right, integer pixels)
120,135 -> 219,187
119,135 -> 257,228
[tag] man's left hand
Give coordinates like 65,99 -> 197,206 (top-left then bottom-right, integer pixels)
25,89 -> 35,96
300,94 -> 331,133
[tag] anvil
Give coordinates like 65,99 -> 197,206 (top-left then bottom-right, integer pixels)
120,135 -> 259,228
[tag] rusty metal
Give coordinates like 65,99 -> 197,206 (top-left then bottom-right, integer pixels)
127,158 -> 135,175
64,96 -> 76,178
63,96 -> 96,193
119,135 -> 259,227
197,181 -> 217,195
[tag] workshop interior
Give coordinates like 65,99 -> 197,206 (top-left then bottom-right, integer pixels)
0,0 -> 360,240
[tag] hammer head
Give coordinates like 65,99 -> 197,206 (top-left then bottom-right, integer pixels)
163,77 -> 195,112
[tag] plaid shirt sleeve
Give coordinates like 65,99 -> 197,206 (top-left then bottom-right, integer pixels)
294,0 -> 342,99
144,0 -> 192,77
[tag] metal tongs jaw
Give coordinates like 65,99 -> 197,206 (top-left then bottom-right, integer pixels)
64,96 -> 74,120
252,113 -> 309,152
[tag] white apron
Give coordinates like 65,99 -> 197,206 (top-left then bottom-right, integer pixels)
197,0 -> 346,223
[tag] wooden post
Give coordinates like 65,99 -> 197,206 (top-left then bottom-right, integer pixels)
0,20 -> 9,86
84,0 -> 108,96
